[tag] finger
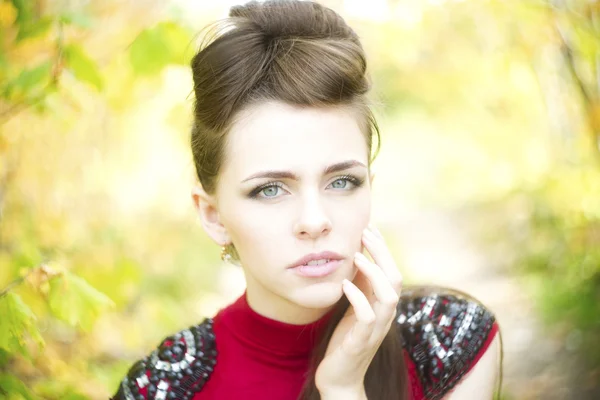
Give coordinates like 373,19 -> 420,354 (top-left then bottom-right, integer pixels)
362,227 -> 396,274
361,228 -> 403,295
367,222 -> 383,239
342,279 -> 376,348
351,268 -> 373,303
370,315 -> 396,348
354,252 -> 399,313
350,256 -> 398,346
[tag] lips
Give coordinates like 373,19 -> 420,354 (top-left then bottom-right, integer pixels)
290,259 -> 343,278
288,251 -> 345,269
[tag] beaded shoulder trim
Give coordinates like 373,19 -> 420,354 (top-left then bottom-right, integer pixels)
111,318 -> 217,400
397,286 -> 498,400
111,288 -> 496,400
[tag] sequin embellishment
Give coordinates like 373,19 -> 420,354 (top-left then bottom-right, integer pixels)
396,288 -> 497,400
112,289 -> 497,399
111,318 -> 217,400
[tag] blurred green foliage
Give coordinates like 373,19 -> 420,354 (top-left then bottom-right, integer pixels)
0,0 -> 599,398
486,164 -> 600,368
0,0 -> 215,398
479,0 -> 600,380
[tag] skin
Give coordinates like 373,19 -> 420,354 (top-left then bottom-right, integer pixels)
316,225 -> 402,399
444,334 -> 501,399
192,100 -> 378,324
192,99 -> 500,398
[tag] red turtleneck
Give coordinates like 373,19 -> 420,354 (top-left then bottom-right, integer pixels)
196,291 -> 336,399
112,289 -> 500,399
195,292 -> 424,399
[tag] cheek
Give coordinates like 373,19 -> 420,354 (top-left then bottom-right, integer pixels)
224,189 -> 371,252
224,206 -> 282,252
331,192 -> 371,239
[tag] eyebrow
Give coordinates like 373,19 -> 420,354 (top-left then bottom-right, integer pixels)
241,160 -> 367,183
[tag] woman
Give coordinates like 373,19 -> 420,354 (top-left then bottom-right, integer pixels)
112,1 -> 501,399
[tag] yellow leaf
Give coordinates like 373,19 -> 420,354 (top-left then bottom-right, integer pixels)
0,1 -> 17,28
24,264 -> 61,295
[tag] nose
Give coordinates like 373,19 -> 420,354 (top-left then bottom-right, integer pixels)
293,191 -> 332,240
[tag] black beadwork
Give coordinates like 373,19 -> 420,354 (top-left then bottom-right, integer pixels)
396,286 -> 497,400
111,288 -> 496,400
111,318 -> 217,400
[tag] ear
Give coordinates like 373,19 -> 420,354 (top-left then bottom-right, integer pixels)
369,166 -> 376,187
191,184 -> 229,246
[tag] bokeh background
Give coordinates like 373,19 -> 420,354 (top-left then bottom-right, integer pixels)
1,0 -> 599,398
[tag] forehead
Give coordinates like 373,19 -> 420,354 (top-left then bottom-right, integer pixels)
223,101 -> 368,178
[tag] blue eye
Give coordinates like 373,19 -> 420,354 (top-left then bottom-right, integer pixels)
261,185 -> 281,197
248,174 -> 365,199
331,178 -> 348,189
328,175 -> 363,190
249,182 -> 285,199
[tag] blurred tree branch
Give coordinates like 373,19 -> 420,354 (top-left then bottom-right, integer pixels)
549,0 -> 600,161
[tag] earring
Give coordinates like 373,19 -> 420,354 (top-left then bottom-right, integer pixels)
221,245 -> 232,263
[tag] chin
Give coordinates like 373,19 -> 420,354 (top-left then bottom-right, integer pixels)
289,281 -> 345,309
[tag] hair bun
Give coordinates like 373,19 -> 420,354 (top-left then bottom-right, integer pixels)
229,0 -> 355,41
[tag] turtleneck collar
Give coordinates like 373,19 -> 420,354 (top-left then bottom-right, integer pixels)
216,291 -> 336,359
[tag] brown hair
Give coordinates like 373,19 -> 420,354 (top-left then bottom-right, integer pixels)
189,1 -> 408,399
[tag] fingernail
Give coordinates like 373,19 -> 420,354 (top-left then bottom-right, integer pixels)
371,227 -> 383,239
370,224 -> 382,236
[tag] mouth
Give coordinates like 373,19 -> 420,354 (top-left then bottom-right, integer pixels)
288,255 -> 345,278
301,258 -> 334,266
289,251 -> 344,268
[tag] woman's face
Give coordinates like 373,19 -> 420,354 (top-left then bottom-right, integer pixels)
197,100 -> 373,321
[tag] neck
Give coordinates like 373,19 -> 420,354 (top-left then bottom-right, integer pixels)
244,274 -> 334,325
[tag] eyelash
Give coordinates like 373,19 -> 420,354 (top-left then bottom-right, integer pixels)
248,174 -> 365,199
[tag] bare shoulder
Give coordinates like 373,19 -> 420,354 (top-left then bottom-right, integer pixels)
443,333 -> 501,399
397,285 -> 501,400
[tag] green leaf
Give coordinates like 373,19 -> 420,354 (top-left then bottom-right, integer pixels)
0,373 -> 39,400
12,0 -> 53,42
129,27 -> 172,76
0,293 -> 44,356
64,44 -> 103,91
32,379 -> 88,400
12,0 -> 33,41
16,16 -> 53,41
0,348 -> 9,367
48,272 -> 115,332
59,12 -> 93,29
158,22 -> 193,65
129,21 -> 193,76
2,61 -> 52,100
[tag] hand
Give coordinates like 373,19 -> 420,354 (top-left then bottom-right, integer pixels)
315,224 -> 403,398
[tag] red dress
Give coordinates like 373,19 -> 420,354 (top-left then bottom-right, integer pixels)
112,287 -> 500,399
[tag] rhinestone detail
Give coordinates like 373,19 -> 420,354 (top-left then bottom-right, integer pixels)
111,289 -> 497,400
111,318 -> 217,400
396,288 -> 497,400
